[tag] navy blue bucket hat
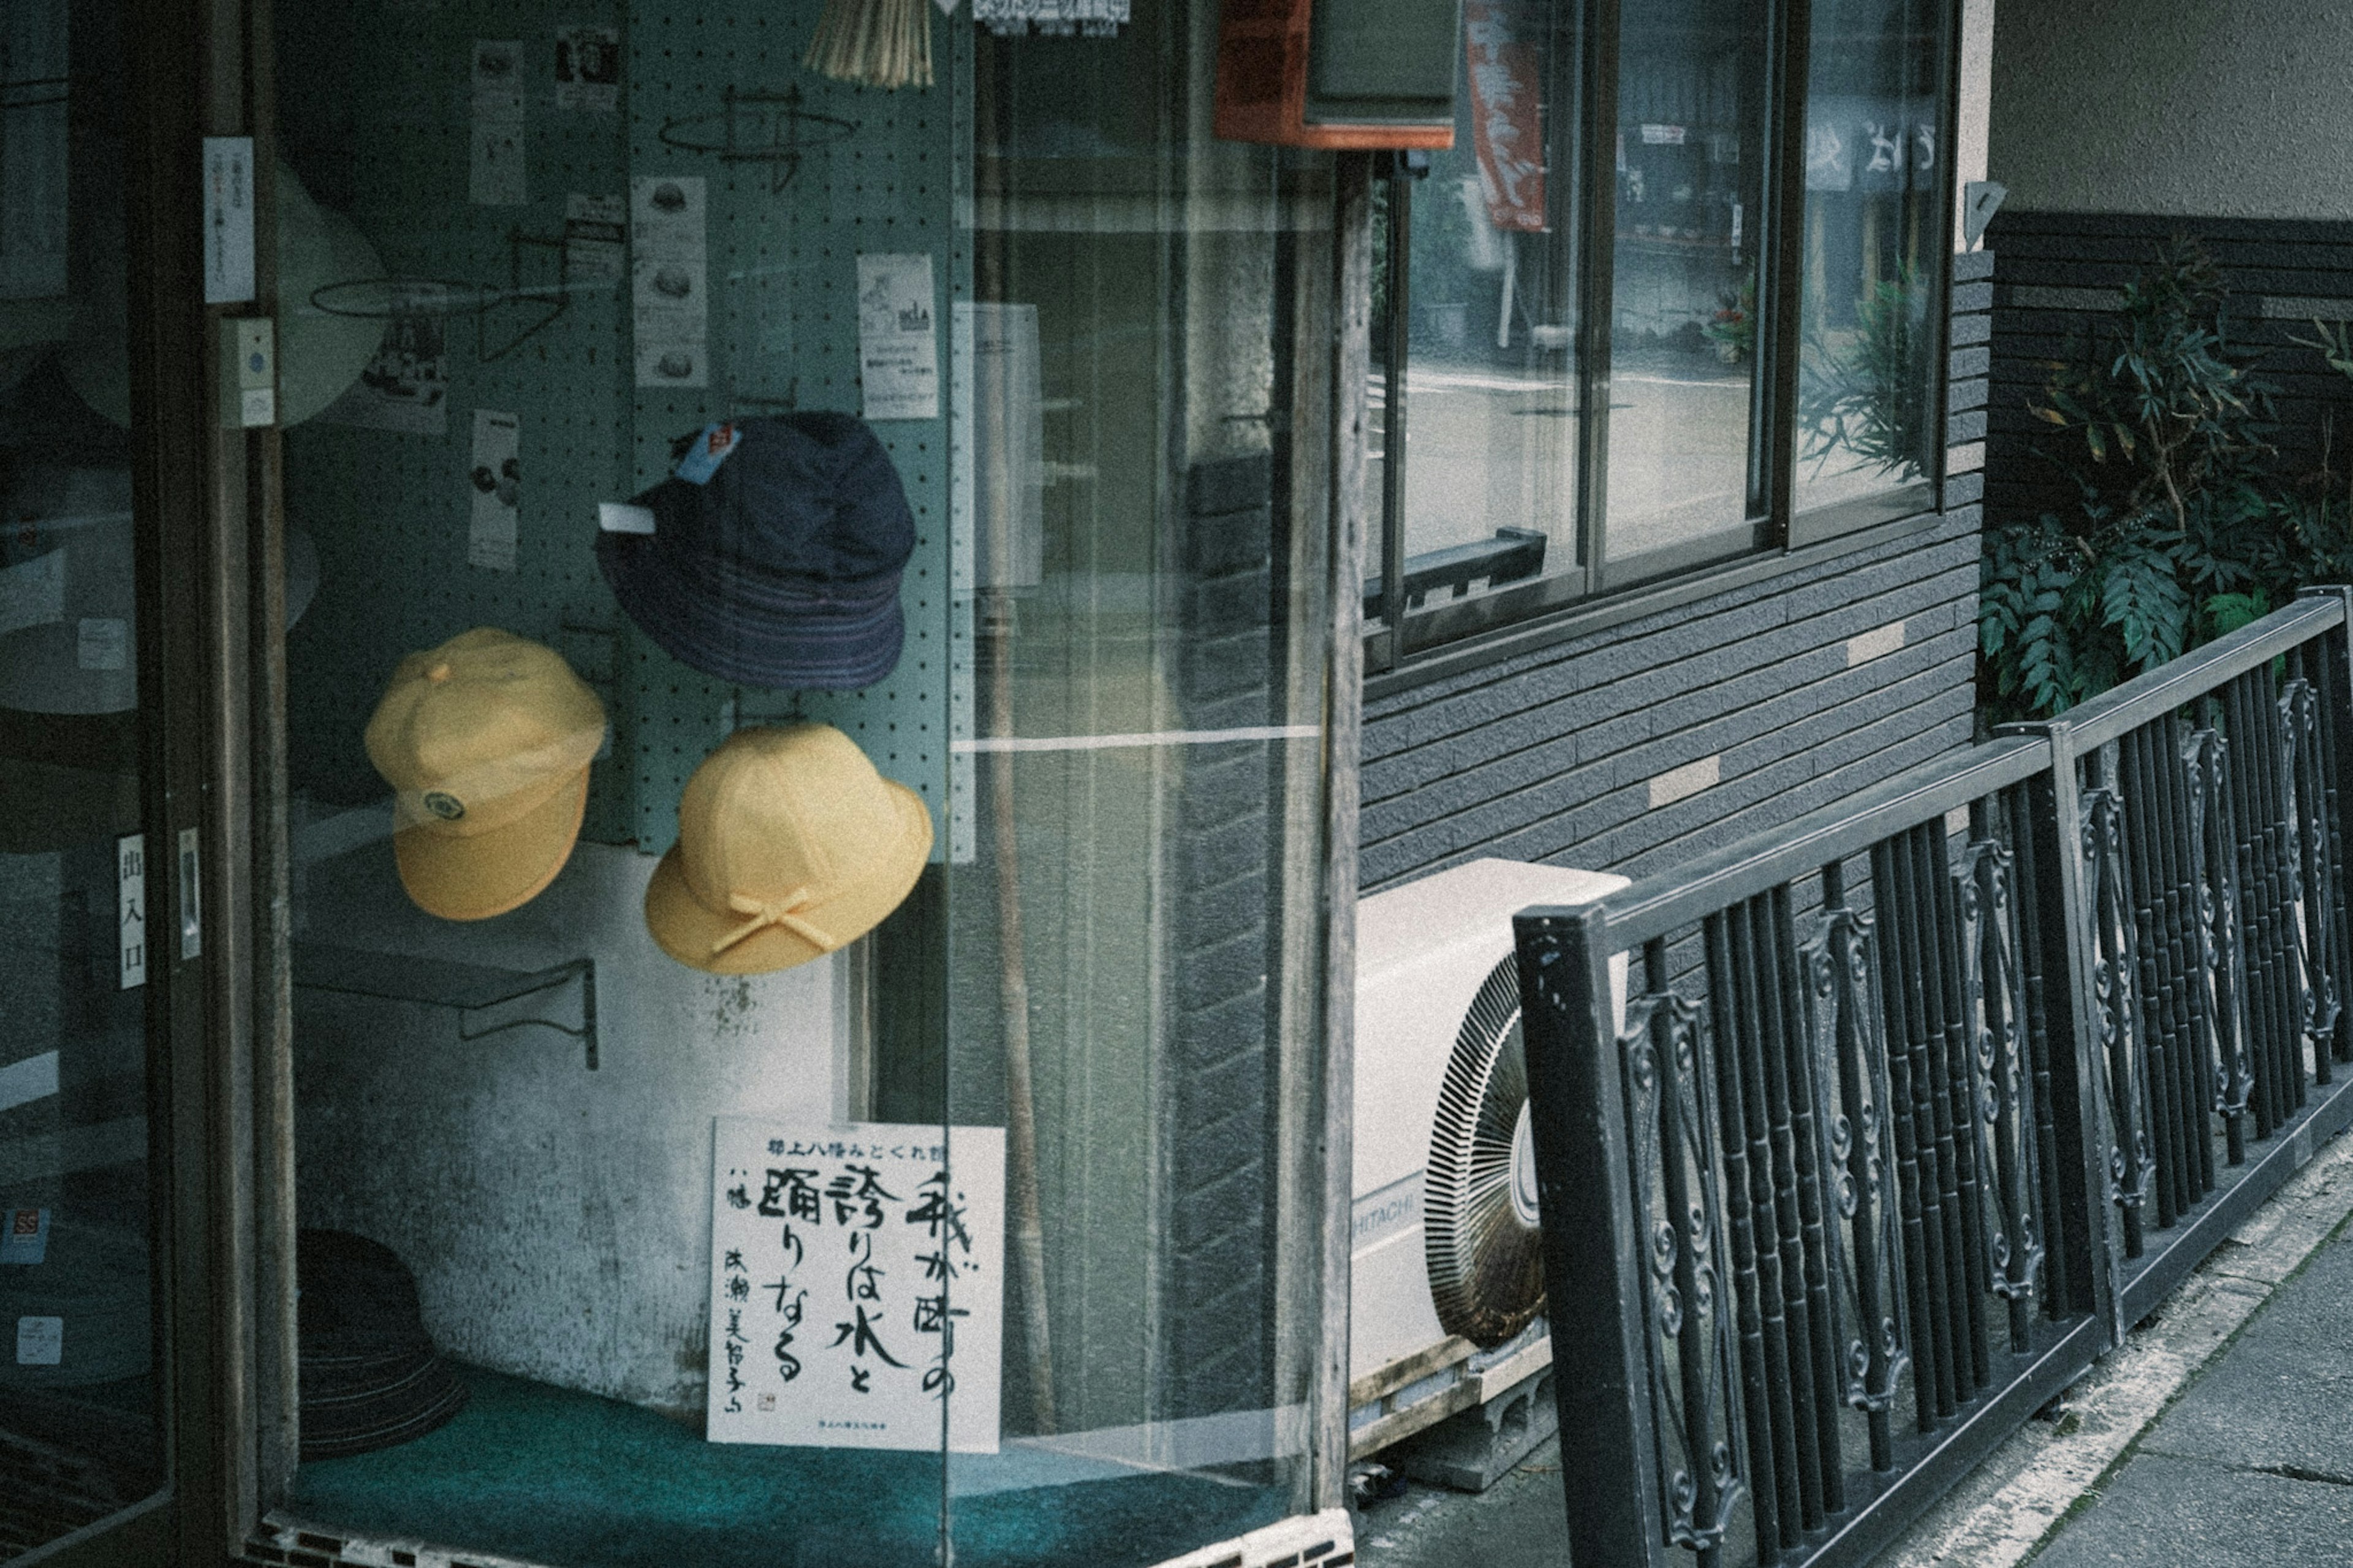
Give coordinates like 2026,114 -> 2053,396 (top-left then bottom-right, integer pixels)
596,412 -> 915,691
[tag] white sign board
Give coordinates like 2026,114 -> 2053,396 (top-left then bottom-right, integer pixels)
707,1118 -> 1004,1453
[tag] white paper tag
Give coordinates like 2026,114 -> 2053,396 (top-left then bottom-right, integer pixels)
0,1208 -> 50,1266
707,1118 -> 1006,1453
117,833 -> 146,990
469,409 -> 521,572
0,548 -> 66,638
319,314 -> 450,436
469,41 -> 527,206
555,26 -> 621,113
599,502 -> 656,535
202,136 -> 256,304
565,192 -> 627,283
857,254 -> 940,421
76,616 -> 127,672
632,176 -> 708,388
15,1316 -> 60,1366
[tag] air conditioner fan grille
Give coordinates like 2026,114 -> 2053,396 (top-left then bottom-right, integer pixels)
1423,952 -> 1545,1348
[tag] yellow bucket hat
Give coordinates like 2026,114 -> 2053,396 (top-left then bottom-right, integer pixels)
363,628 -> 608,922
645,724 -> 933,975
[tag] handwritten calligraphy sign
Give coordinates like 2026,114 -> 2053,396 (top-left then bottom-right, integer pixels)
707,1118 -> 1004,1452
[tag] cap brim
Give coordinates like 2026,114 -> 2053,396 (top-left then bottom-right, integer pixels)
597,529 -> 905,692
643,779 -> 933,974
392,767 -> 590,922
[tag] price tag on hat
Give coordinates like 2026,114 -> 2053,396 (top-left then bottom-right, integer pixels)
675,422 -> 740,485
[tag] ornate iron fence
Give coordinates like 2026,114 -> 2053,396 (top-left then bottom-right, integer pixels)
1514,588 -> 2353,1568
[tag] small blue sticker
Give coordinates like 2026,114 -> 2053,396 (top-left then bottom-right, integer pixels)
0,1208 -> 49,1265
675,422 -> 740,485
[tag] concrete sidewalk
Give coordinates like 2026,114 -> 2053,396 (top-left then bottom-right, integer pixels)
1355,1123 -> 2353,1568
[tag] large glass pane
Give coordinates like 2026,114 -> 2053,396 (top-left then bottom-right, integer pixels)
950,9 -> 1334,1564
0,0 -> 169,1551
267,0 -> 1336,1564
1604,0 -> 1770,565
271,4 -> 955,1564
1373,0 -> 1588,626
1792,0 -> 1946,514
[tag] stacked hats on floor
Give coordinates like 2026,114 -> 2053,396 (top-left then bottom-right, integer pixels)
596,412 -> 915,691
297,1229 -> 469,1461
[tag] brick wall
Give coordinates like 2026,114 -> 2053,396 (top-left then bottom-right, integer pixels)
1357,251 -> 1993,892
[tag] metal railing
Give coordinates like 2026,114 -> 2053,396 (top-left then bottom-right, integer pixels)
1512,587 -> 2353,1568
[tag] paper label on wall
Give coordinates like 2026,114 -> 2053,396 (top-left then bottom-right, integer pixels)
707,1118 -> 1005,1453
950,303 -> 1044,591
857,254 -> 939,422
0,1209 -> 49,1266
554,26 -> 621,113
470,41 -> 527,206
632,176 -> 708,388
15,1316 -> 60,1366
469,409 -> 521,572
75,617 -> 126,672
564,193 -> 627,284
116,834 -> 145,990
319,314 -> 450,436
0,548 -> 66,638
201,136 -> 256,304
971,0 -> 1127,36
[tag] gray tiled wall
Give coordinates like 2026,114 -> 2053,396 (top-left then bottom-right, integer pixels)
1358,251 -> 1993,892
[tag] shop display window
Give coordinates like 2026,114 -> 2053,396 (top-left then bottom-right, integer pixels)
257,1 -> 1339,1566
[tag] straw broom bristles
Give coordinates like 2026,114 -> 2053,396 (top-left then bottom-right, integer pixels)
804,0 -> 933,91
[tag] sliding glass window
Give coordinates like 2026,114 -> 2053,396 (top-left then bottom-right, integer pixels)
1791,0 -> 1946,521
1369,0 -> 1954,669
1369,0 -> 1590,646
1601,0 -> 1770,572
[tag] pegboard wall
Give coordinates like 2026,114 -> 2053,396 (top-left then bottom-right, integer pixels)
279,0 -> 968,859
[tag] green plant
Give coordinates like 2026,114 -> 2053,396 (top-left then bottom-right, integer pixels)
1798,265 -> 1935,481
1979,238 -> 2308,722
1702,280 -> 1756,364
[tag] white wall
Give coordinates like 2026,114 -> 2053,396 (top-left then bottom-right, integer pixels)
1991,0 -> 2353,219
292,831 -> 845,1419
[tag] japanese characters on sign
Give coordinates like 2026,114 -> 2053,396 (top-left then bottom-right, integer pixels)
707,1119 -> 1005,1452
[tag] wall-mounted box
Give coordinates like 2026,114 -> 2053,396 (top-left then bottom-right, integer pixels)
1214,0 -> 1462,149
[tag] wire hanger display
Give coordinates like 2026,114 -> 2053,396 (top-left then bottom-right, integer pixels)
308,227 -> 600,363
657,86 -> 858,196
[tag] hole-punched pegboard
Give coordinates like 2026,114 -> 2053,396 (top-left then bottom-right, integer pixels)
276,0 -> 968,861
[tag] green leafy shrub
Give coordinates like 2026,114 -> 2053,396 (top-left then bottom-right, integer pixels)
1976,237 -> 2327,721
1800,264 -> 1936,482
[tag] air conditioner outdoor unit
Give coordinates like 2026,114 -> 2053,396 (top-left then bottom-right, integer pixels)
1347,858 -> 1629,1467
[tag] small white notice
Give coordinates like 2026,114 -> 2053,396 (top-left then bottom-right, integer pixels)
470,41 -> 527,206
555,26 -> 621,113
202,136 -> 256,304
469,410 -> 521,572
707,1118 -> 1004,1453
0,548 -> 66,638
857,254 -> 940,422
116,833 -> 146,991
77,617 -> 127,672
632,176 -> 708,388
15,1316 -> 60,1366
565,192 -> 627,284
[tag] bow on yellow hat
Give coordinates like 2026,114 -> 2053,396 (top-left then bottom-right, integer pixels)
644,723 -> 932,974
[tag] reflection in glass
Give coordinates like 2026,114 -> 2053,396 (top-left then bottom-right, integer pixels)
952,16 -> 1333,1561
0,0 -> 168,1555
1605,0 -> 1770,564
1793,0 -> 1946,514
1373,0 -> 1587,621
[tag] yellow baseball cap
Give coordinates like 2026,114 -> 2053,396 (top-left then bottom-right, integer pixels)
644,724 -> 932,974
363,628 -> 608,921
